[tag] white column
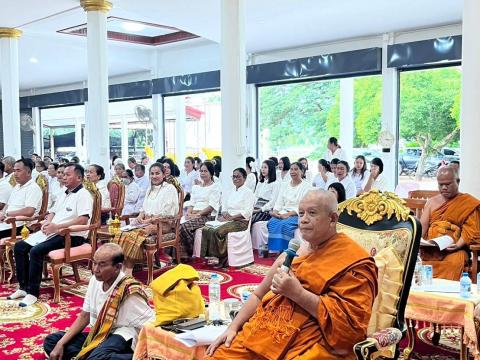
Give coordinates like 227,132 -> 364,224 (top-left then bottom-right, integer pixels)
75,116 -> 83,158
381,33 -> 399,191
152,94 -> 165,158
460,0 -> 480,197
221,0 -> 247,191
0,28 -> 22,158
339,78 -> 354,163
121,115 -> 128,161
174,96 -> 186,164
32,107 -> 42,156
81,0 -> 111,171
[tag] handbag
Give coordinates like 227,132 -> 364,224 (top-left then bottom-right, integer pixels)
150,264 -> 205,326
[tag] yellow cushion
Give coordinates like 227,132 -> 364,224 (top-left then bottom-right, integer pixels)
367,246 -> 404,335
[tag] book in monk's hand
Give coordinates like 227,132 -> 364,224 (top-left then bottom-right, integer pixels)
420,235 -> 454,251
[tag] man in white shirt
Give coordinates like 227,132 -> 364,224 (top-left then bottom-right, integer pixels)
9,163 -> 93,307
324,137 -> 349,162
134,164 -> 149,206
43,243 -> 154,360
0,159 -> 43,238
0,156 -> 16,209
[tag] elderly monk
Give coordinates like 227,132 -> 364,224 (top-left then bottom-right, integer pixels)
420,167 -> 480,280
205,190 -> 378,360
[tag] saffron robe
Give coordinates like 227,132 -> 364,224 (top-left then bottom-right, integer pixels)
206,232 -> 378,360
422,193 -> 480,280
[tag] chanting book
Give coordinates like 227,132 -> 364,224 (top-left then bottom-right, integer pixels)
420,235 -> 454,251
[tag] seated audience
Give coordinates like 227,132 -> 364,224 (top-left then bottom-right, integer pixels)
328,182 -> 347,203
47,162 -> 60,194
201,168 -> 254,268
161,158 -> 182,194
330,158 -> 340,178
326,160 -> 356,199
9,163 -> 93,306
245,156 -> 258,192
179,156 -> 199,201
121,169 -> 141,216
86,164 -> 110,224
312,159 -> 334,189
420,167 -> 480,280
0,159 -> 43,238
267,162 -> 311,252
206,190 -> 378,359
277,156 -> 291,183
362,157 -> 388,193
251,159 -> 280,224
33,160 -> 47,180
193,156 -> 202,171
0,156 -> 15,210
112,163 -> 178,274
179,162 -> 221,259
298,157 -> 313,183
134,164 -> 149,206
43,243 -> 154,360
351,155 -> 370,195
324,137 -> 349,161
49,164 -> 66,210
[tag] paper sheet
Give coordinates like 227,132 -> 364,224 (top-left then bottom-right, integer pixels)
175,325 -> 228,347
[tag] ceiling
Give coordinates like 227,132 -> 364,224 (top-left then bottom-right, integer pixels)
0,0 -> 463,91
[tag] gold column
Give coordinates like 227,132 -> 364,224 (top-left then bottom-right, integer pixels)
80,0 -> 112,12
0,28 -> 22,39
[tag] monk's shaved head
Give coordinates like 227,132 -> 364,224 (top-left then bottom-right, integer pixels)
302,190 -> 338,214
437,166 -> 460,200
437,166 -> 459,181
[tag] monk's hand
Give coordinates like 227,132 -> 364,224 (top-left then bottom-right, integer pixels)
206,327 -> 238,356
271,269 -> 302,300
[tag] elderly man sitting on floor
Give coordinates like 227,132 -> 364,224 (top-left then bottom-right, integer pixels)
205,190 -> 378,360
43,243 -> 154,360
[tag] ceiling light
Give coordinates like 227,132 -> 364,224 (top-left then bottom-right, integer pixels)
29,57 -> 39,64
121,21 -> 145,33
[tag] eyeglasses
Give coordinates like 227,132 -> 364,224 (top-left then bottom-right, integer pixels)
231,175 -> 242,179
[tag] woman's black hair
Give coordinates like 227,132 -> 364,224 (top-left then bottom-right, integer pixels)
318,159 -> 331,172
269,156 -> 278,167
290,161 -> 306,179
298,157 -> 308,170
233,167 -> 247,179
328,182 -> 346,203
352,155 -> 368,179
185,156 -> 195,165
259,159 -> 277,184
279,156 -> 291,171
201,161 -> 215,180
213,156 -> 222,178
370,157 -> 384,174
246,156 -> 258,186
111,155 -> 119,166
125,169 -> 134,179
161,158 -> 180,177
90,164 -> 105,180
337,160 -> 350,172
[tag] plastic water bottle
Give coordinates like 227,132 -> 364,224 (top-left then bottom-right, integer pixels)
208,273 -> 221,320
460,272 -> 472,298
413,255 -> 424,289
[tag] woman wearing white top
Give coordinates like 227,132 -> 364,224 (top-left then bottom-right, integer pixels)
298,157 -> 313,183
201,168 -> 255,268
277,156 -> 292,183
48,164 -> 66,211
324,136 -> 349,161
179,156 -> 199,201
86,164 -> 111,224
362,157 -> 389,193
179,162 -> 221,259
120,169 -> 141,216
267,162 -> 312,252
113,162 -> 179,274
312,159 -> 335,189
245,156 -> 258,192
326,160 -> 356,199
251,159 -> 280,224
351,155 -> 370,195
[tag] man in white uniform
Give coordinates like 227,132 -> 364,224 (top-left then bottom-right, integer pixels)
44,243 -> 154,360
9,163 -> 93,306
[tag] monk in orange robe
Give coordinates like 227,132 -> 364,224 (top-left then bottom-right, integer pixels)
421,167 -> 480,280
205,190 -> 378,360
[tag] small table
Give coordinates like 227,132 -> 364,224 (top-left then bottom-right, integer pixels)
404,279 -> 480,360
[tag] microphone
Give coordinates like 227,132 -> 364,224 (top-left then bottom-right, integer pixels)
280,238 -> 302,272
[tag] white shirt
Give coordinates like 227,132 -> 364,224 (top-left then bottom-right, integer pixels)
363,173 -> 389,192
254,180 -> 281,212
122,181 -> 141,216
327,176 -> 357,199
277,170 -> 291,183
96,180 -> 111,209
312,172 -> 335,189
190,182 -> 221,216
49,184 -> 65,211
5,178 -> 43,216
324,147 -> 349,162
135,175 -> 150,206
51,185 -> 94,238
245,173 -> 257,192
0,173 -> 14,204
141,182 -> 179,216
274,180 -> 312,214
351,170 -> 370,193
179,169 -> 199,195
83,272 -> 155,351
224,185 -> 255,220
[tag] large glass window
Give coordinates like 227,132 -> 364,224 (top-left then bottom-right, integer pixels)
163,91 -> 221,161
399,67 -> 461,190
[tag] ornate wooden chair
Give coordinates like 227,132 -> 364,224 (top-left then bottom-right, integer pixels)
402,198 -> 427,219
1,174 -> 49,283
44,180 -> 102,303
102,176 -> 125,217
408,190 -> 439,200
336,190 -> 421,360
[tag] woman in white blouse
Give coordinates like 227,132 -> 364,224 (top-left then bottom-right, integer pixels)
245,156 -> 258,192
201,168 -> 255,268
179,156 -> 199,201
362,157 -> 389,193
351,155 -> 370,195
277,156 -> 292,183
120,169 -> 141,216
179,161 -> 221,259
298,157 -> 313,183
312,159 -> 335,189
86,164 -> 111,224
267,162 -> 311,252
326,160 -> 356,199
251,159 -> 280,224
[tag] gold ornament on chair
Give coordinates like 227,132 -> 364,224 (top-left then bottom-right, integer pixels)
21,223 -> 30,240
338,190 -> 410,225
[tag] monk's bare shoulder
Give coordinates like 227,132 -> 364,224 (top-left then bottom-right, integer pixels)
425,194 -> 444,212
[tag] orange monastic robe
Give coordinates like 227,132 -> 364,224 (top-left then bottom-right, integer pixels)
206,233 -> 378,360
422,193 -> 480,280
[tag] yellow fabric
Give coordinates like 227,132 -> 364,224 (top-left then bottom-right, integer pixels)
367,246 -> 404,335
150,264 -> 205,326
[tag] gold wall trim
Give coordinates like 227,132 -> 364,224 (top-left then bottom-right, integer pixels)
80,0 -> 112,12
0,28 -> 22,39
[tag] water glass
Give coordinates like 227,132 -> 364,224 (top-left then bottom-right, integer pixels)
423,265 -> 433,286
